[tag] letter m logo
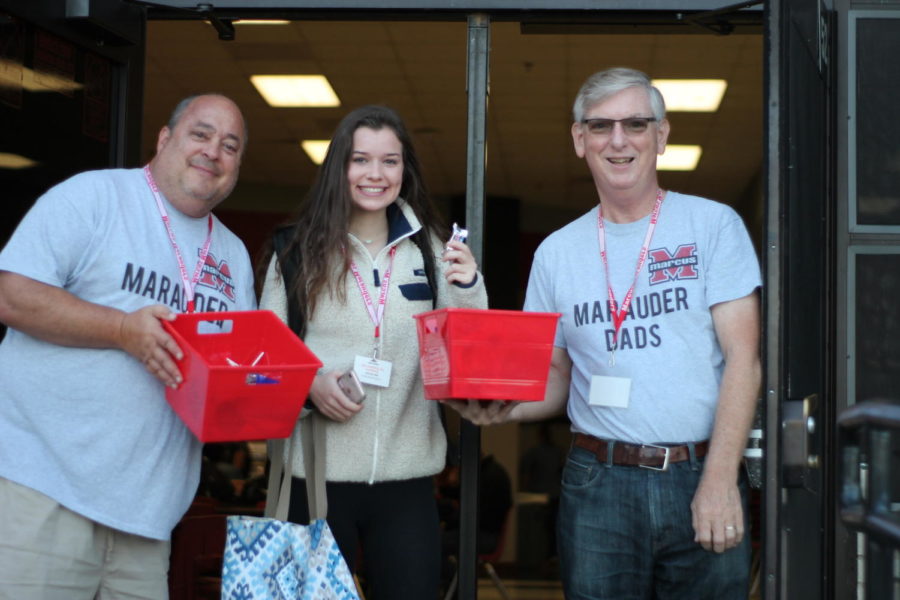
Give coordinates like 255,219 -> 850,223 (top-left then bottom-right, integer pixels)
197,251 -> 237,301
647,244 -> 699,284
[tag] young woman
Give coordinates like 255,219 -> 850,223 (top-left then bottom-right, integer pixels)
259,104 -> 487,599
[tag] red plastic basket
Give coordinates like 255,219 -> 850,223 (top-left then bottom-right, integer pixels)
413,308 -> 560,401
163,310 -> 322,442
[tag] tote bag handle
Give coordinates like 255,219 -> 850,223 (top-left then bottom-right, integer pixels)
264,414 -> 327,522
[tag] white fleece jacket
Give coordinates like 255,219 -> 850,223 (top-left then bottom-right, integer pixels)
259,200 -> 488,483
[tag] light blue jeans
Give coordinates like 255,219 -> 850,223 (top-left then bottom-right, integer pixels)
557,444 -> 750,600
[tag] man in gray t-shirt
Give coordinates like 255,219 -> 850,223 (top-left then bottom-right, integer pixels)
0,94 -> 256,598
448,68 -> 760,599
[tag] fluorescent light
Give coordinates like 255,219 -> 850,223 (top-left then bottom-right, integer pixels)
0,152 -> 38,169
652,79 -> 727,112
235,20 -> 290,25
658,145 -> 702,171
250,75 -> 340,107
0,59 -> 83,93
301,140 -> 331,165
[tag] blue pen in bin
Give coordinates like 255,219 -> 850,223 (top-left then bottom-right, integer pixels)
246,373 -> 281,385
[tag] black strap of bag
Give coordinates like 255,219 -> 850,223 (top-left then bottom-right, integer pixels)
271,226 -> 307,338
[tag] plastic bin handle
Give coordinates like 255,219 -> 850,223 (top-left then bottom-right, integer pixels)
171,311 -> 256,335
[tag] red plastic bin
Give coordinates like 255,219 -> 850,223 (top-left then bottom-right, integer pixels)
163,310 -> 322,442
413,308 -> 560,401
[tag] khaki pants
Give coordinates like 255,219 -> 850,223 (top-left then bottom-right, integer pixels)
0,477 -> 171,600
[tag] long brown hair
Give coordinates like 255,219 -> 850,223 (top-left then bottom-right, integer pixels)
273,105 -> 446,326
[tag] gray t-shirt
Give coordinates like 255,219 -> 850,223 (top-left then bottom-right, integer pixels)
0,168 -> 256,540
524,191 -> 760,444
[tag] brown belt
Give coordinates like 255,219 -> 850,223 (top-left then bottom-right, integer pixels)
573,433 -> 709,471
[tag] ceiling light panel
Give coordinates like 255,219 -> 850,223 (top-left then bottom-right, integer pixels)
235,20 -> 290,25
652,79 -> 727,112
301,140 -> 331,165
251,75 -> 340,107
658,145 -> 702,171
0,152 -> 38,169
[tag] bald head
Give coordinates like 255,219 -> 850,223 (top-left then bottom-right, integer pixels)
149,94 -> 246,218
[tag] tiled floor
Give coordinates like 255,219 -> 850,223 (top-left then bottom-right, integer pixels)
477,578 -> 564,600
470,561 -> 763,600
475,574 -> 763,600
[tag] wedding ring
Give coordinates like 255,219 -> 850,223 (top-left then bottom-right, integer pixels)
725,525 -> 736,530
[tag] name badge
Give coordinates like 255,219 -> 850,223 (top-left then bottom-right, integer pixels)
354,355 -> 392,388
589,375 -> 631,408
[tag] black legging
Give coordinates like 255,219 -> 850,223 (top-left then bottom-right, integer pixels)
289,476 -> 441,600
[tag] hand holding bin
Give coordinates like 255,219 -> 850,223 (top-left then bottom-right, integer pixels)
162,310 -> 322,442
413,308 -> 560,401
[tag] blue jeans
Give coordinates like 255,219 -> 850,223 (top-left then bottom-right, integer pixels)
557,444 -> 750,600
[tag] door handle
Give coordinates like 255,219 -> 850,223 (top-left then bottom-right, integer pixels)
782,393 -> 820,488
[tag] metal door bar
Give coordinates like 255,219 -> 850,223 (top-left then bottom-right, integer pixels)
838,400 -> 900,599
763,0 -> 784,597
454,14 -> 489,600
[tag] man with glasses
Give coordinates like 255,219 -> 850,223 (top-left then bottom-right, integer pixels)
447,67 -> 761,598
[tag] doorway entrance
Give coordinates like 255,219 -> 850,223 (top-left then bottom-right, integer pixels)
141,13 -> 766,599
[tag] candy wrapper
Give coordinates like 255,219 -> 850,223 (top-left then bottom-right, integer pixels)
446,222 -> 468,251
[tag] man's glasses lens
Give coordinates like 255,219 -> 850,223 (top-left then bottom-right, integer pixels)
583,117 -> 656,135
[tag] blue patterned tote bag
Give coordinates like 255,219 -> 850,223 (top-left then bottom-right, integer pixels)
222,415 -> 359,599
221,516 -> 359,600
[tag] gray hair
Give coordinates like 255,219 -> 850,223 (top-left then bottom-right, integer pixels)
167,94 -> 249,148
572,67 -> 666,123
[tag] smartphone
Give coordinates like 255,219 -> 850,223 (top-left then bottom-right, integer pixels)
338,370 -> 366,404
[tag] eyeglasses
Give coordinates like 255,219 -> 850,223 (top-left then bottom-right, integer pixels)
581,117 -> 658,136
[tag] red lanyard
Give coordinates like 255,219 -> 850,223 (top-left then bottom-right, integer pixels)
143,165 -> 213,313
597,189 -> 664,363
349,246 -> 397,344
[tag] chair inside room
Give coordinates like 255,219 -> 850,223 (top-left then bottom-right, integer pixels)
443,512 -> 512,600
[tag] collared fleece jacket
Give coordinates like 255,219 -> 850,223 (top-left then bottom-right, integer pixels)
259,200 -> 488,483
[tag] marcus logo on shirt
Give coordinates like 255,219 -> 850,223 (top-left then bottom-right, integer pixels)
197,251 -> 236,301
647,244 -> 699,285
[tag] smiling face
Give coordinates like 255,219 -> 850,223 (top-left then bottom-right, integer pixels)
346,126 -> 404,217
571,85 -> 669,199
149,95 -> 245,218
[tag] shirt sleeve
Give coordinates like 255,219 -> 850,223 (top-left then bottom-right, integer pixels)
703,207 -> 762,307
524,245 -> 567,349
0,176 -> 98,289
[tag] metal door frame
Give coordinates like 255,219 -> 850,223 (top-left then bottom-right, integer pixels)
765,0 -> 840,598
